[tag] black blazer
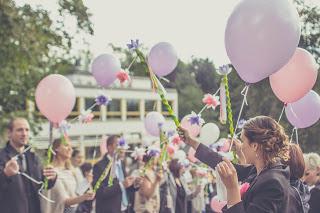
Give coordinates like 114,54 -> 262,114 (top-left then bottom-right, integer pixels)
0,143 -> 55,213
195,143 -> 292,213
308,182 -> 320,213
93,155 -> 137,213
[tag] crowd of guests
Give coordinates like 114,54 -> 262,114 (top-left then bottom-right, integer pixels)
1,116 -> 320,213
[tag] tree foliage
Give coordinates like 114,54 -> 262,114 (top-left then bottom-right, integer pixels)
0,0 -> 93,139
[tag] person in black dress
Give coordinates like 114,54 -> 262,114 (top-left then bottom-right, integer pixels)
178,116 -> 293,213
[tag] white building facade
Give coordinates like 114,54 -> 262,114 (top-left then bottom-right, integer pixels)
30,71 -> 178,160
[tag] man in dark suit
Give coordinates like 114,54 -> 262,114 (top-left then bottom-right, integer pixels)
93,135 -> 138,213
0,117 -> 57,213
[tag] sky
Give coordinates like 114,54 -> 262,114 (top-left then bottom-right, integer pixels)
15,0 -> 320,65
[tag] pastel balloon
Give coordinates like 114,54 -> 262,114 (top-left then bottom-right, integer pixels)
91,54 -> 121,87
225,0 -> 301,83
35,74 -> 76,124
199,123 -> 220,146
285,90 -> 320,128
144,112 -> 165,136
174,150 -> 186,161
270,48 -> 318,103
148,42 -> 178,77
180,115 -> 201,137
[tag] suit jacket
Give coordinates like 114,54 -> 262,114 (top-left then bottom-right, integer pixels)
195,143 -> 292,213
93,155 -> 137,213
289,179 -> 310,213
0,142 -> 56,213
308,182 -> 320,213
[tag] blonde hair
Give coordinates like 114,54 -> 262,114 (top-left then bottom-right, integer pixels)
52,138 -> 73,170
304,153 -> 320,170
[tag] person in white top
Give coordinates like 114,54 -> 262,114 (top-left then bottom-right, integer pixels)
41,138 -> 95,213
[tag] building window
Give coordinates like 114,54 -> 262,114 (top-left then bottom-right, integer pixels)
107,99 -> 121,119
85,146 -> 101,161
127,99 -> 140,119
145,100 -> 157,114
85,98 -> 100,118
162,100 -> 174,117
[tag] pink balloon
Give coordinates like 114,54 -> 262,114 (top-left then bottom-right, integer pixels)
270,48 -> 318,103
144,112 -> 165,136
210,197 -> 227,213
188,148 -> 198,163
285,90 -> 320,128
91,54 -> 121,87
35,74 -> 76,124
148,42 -> 178,77
219,139 -> 231,153
180,115 -> 201,137
225,0 -> 301,83
167,144 -> 177,156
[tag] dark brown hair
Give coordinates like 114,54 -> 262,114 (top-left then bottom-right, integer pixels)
169,159 -> 183,178
243,116 -> 290,166
7,117 -> 27,131
287,143 -> 305,180
106,135 -> 119,147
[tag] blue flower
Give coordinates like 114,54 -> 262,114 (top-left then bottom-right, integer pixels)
118,138 -> 126,146
217,64 -> 231,75
127,39 -> 140,50
167,130 -> 175,138
95,95 -> 110,106
188,111 -> 205,126
238,119 -> 247,129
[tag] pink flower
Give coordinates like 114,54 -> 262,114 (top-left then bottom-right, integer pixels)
172,135 -> 182,145
202,94 -> 220,110
117,70 -> 130,83
240,182 -> 250,198
79,110 -> 94,123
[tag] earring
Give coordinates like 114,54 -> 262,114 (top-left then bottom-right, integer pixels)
255,153 -> 259,158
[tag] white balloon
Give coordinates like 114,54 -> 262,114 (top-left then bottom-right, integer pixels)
199,123 -> 220,146
173,150 -> 186,161
144,111 -> 165,136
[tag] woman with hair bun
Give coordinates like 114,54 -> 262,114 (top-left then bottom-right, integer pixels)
178,116 -> 292,213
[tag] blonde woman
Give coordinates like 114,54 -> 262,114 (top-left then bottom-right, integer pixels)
303,153 -> 320,213
41,139 -> 95,213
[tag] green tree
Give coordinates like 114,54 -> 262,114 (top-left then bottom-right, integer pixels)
0,0 -> 93,140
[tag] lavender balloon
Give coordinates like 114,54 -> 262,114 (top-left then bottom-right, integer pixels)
148,42 -> 178,77
91,54 -> 121,87
144,111 -> 165,136
225,0 -> 301,83
285,90 -> 320,128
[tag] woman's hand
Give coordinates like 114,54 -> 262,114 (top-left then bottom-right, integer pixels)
217,159 -> 239,189
217,159 -> 241,206
231,138 -> 246,164
177,126 -> 199,149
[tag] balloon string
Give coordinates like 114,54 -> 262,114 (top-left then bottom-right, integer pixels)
278,105 -> 285,123
229,85 -> 250,152
295,128 -> 299,145
289,127 -> 296,143
18,172 -> 55,203
127,55 -> 138,71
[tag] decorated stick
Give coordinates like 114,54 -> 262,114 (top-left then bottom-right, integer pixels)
220,81 -> 227,124
93,160 -> 113,192
223,75 -> 235,137
134,48 -> 180,127
44,123 -> 53,190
